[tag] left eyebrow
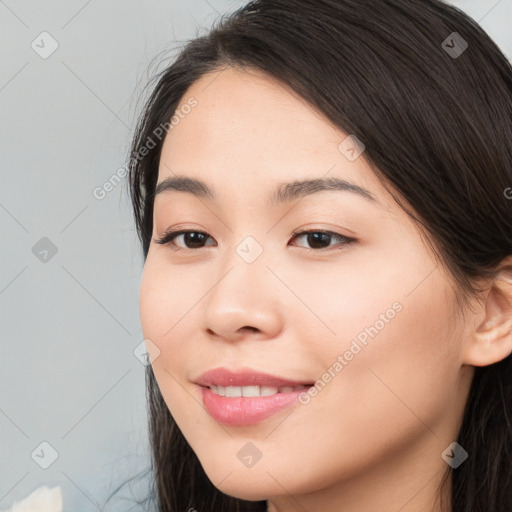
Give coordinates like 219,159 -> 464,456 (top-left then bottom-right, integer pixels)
154,175 -> 380,206
270,177 -> 378,206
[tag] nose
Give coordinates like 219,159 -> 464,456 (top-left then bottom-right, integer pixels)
201,249 -> 284,342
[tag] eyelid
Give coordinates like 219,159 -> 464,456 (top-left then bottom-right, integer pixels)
154,226 -> 357,252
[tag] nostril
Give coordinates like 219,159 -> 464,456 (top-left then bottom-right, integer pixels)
241,326 -> 259,333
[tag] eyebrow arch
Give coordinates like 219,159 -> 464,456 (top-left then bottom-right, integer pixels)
154,175 -> 379,205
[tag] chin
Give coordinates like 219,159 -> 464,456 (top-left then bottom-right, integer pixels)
203,466 -> 282,501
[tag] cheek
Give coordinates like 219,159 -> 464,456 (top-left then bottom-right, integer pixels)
139,257 -> 188,383
139,261 -> 167,337
316,271 -> 461,442
261,277 -> 461,494
139,253 -> 196,339
286,254 -> 461,437
138,257 -> 200,424
138,252 -> 214,389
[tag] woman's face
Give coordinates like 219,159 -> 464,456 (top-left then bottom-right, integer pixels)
139,67 -> 474,509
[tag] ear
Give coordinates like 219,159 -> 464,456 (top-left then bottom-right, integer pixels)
463,256 -> 512,367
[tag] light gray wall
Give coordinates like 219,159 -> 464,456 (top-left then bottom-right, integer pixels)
1,1 -> 510,510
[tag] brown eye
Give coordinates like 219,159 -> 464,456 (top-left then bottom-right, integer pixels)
290,230 -> 356,250
155,230 -> 216,250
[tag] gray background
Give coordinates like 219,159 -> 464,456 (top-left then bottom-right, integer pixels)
1,1 -> 511,510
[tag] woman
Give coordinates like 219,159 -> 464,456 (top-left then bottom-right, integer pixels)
124,0 -> 512,510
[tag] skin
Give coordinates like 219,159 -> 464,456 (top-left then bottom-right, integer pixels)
139,67 -> 512,512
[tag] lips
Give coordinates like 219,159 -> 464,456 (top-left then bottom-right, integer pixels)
195,367 -> 314,388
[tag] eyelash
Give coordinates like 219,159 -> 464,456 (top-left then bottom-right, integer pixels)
154,228 -> 356,252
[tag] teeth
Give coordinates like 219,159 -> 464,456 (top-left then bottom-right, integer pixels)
242,386 -> 260,397
260,386 -> 278,396
209,384 -> 306,397
226,386 -> 242,397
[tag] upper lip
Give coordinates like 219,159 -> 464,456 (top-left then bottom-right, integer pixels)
195,367 -> 314,388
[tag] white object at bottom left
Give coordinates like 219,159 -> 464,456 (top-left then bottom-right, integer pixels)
1,486 -> 63,512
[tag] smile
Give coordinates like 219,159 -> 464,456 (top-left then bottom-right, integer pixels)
209,384 -> 307,397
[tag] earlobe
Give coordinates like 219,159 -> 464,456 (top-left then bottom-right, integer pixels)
463,258 -> 512,367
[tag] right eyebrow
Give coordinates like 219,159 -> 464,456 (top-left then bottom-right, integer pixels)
154,176 -> 215,201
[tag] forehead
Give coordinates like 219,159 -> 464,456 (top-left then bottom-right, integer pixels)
157,67 -> 394,212
165,67 -> 342,158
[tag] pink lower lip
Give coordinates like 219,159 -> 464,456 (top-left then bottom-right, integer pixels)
200,385 -> 307,426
